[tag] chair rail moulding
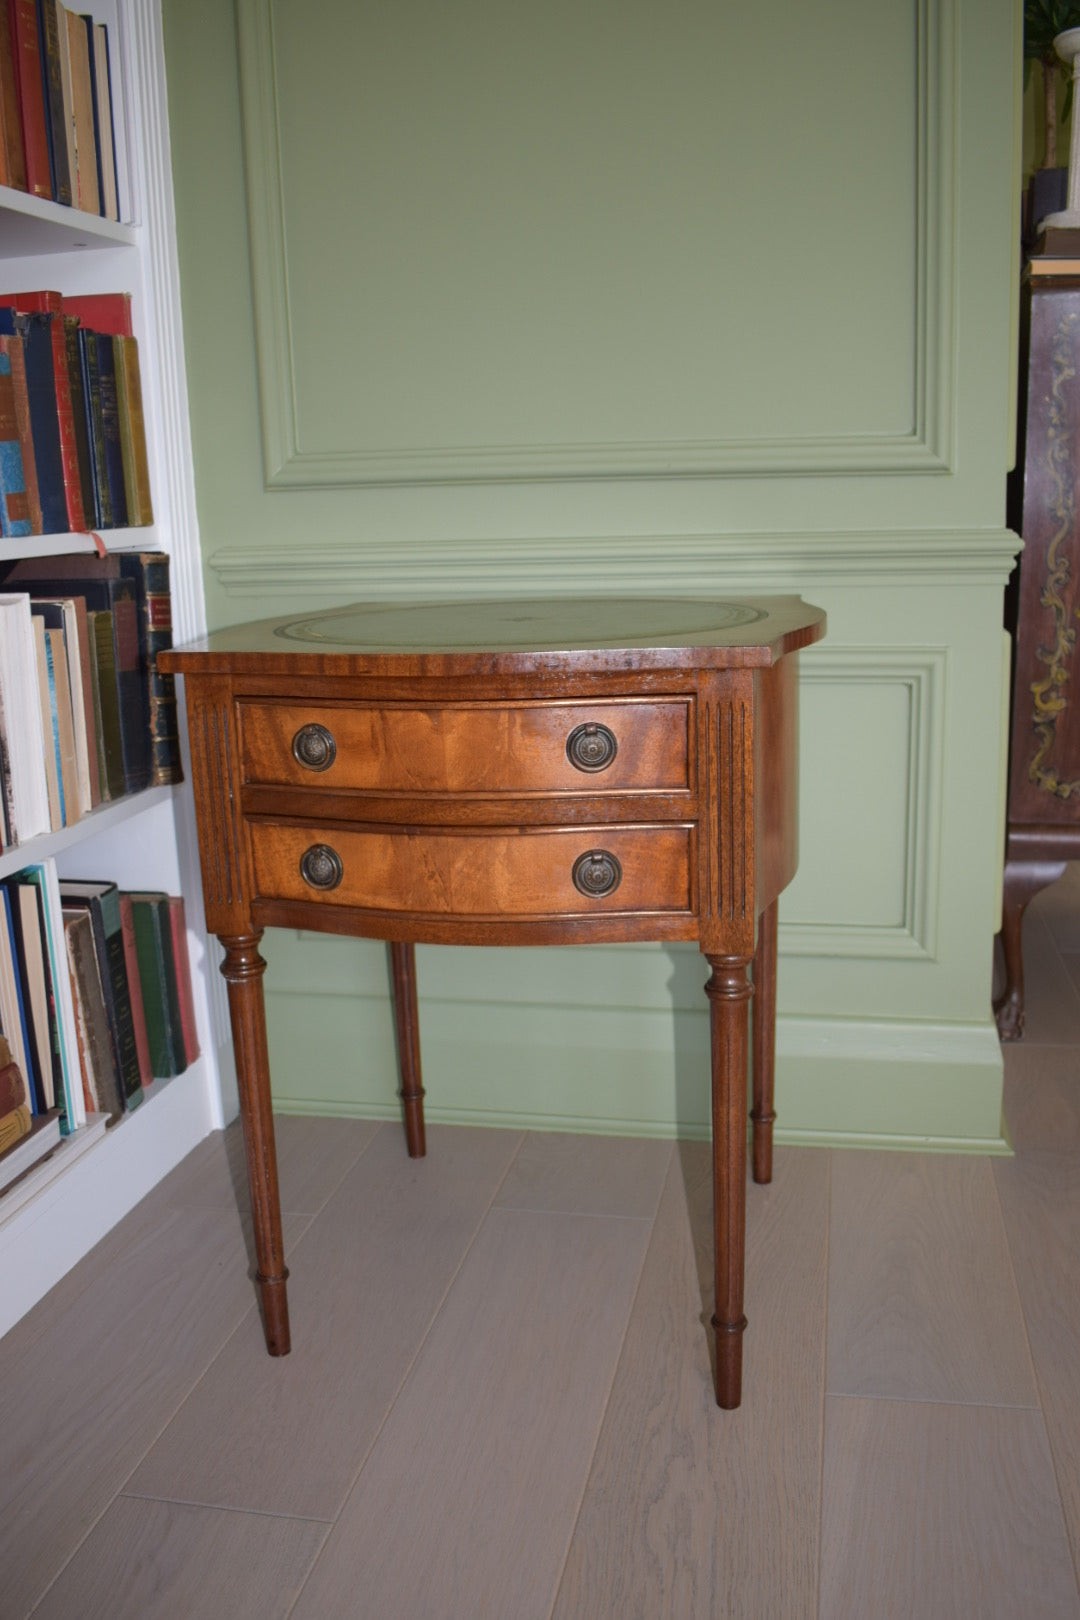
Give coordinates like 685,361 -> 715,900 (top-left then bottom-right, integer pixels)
208,530 -> 1022,600
235,0 -> 958,489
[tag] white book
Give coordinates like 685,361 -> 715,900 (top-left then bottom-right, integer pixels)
0,597 -> 50,843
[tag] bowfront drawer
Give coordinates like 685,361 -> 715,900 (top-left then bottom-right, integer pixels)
249,823 -> 694,919
238,699 -> 690,795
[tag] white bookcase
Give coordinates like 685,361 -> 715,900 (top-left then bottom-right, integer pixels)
0,0 -> 228,1337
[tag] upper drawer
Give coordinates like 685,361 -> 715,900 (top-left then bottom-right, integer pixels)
237,699 -> 691,795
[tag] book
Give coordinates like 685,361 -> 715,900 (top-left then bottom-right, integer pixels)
0,883 -> 35,1097
0,556 -> 150,794
164,895 -> 199,1066
0,1107 -> 60,1192
62,315 -> 94,523
0,1031 -> 31,1111
32,593 -> 97,809
0,676 -> 13,847
0,340 -> 32,537
88,606 -> 124,798
62,903 -> 122,1119
8,310 -> 67,533
127,890 -> 186,1077
63,3 -> 97,213
30,603 -> 81,821
4,876 -> 54,1109
116,892 -> 151,1088
93,324 -> 126,527
0,593 -> 50,839
76,323 -> 109,526
0,294 -> 87,530
113,335 -> 153,526
57,878 -> 142,1110
0,319 -> 43,533
29,610 -> 62,829
61,291 -> 132,335
7,0 -> 51,199
117,552 -> 181,785
90,17 -> 117,220
0,1099 -> 31,1153
0,6 -> 28,191
20,860 -> 80,1130
35,0 -> 71,205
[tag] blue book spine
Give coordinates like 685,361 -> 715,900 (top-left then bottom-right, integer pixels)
0,884 -> 40,1116
41,634 -> 66,826
94,333 -> 128,527
0,351 -> 32,539
15,313 -> 67,535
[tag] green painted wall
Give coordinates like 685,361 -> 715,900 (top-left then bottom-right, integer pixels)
162,0 -> 1021,1150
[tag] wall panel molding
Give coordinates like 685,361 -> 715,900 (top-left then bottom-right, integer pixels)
210,527 -> 1020,599
236,0 -> 957,488
779,647 -> 947,960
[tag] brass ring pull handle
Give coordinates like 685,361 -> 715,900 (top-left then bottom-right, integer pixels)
572,849 -> 622,898
299,843 -> 344,890
566,722 -> 618,773
292,722 -> 337,772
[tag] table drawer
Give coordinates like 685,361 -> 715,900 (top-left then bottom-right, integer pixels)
238,699 -> 691,795
250,823 -> 694,918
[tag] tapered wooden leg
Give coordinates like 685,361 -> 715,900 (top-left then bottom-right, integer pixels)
389,942 -> 426,1158
751,899 -> 778,1185
705,952 -> 753,1409
219,932 -> 290,1356
994,859 -> 1066,1041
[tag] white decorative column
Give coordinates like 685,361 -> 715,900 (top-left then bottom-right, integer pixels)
1042,28 -> 1080,230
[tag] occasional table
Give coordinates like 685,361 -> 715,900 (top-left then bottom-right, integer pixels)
161,595 -> 825,1408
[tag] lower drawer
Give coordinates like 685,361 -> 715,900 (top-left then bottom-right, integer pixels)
249,823 -> 695,919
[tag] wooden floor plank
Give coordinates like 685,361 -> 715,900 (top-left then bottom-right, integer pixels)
29,1496 -> 328,1620
1007,909 -> 1080,1047
994,1145 -> 1080,1580
154,1114 -> 382,1216
826,1150 -> 1037,1405
288,1204 -> 652,1620
495,1130 -> 672,1218
125,1124 -> 523,1521
553,1145 -> 830,1620
1001,1042 -> 1080,1157
0,1205 -> 301,1620
820,1395 -> 1080,1620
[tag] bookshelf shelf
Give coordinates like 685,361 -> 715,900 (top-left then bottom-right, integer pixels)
0,785 -> 174,881
0,185 -> 135,257
0,0 -> 222,1338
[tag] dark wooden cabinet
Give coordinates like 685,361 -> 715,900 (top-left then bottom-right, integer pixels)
997,271 -> 1080,1040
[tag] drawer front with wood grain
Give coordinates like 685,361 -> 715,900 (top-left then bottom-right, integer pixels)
249,823 -> 695,919
238,699 -> 691,796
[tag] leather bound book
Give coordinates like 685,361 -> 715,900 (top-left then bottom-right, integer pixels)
93,329 -> 127,527
76,326 -> 110,527
11,311 -> 66,533
0,342 -> 32,537
117,552 -> 181,786
7,0 -> 50,198
63,3 -> 96,214
61,292 -> 132,336
61,904 -> 122,1119
164,895 -> 198,1066
0,4 -> 27,190
116,893 -> 151,1088
62,317 -> 95,525
0,296 -> 86,531
0,327 -> 42,534
87,608 -> 125,799
127,892 -> 183,1078
113,335 -> 152,526
33,0 -> 71,204
58,879 -> 142,1112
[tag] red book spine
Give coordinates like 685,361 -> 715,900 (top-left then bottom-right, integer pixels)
44,313 -> 87,530
118,893 -> 152,1087
61,293 -> 133,338
6,0 -> 50,199
165,896 -> 199,1066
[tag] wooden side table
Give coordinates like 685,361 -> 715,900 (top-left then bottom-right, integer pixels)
161,595 -> 825,1408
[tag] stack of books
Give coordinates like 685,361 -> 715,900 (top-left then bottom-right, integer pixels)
0,859 -> 200,1199
0,289 -> 152,538
0,549 -> 182,849
0,2 -> 121,220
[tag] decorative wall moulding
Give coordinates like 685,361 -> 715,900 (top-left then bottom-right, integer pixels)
236,0 -> 957,489
210,529 -> 1021,599
779,647 -> 946,960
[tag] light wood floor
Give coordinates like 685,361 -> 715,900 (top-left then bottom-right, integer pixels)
4,870 -> 1080,1619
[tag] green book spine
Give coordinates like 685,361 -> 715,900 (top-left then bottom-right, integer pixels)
88,610 -> 125,799
129,896 -> 175,1078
